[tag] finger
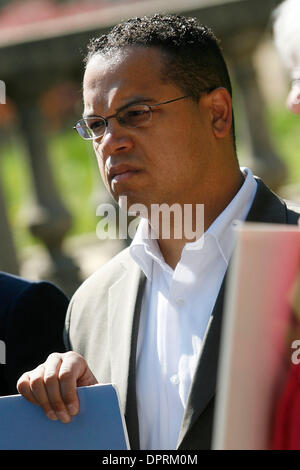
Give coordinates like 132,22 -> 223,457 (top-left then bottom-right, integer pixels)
58,352 -> 88,417
43,353 -> 71,423
28,364 -> 59,421
17,372 -> 41,407
58,352 -> 98,417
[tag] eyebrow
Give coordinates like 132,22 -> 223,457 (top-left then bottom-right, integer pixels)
82,96 -> 156,118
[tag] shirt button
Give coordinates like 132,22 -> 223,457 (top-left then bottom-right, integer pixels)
170,375 -> 179,385
176,298 -> 184,307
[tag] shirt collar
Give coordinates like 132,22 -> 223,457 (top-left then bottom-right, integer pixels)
130,218 -> 170,280
130,167 -> 257,278
201,166 -> 257,264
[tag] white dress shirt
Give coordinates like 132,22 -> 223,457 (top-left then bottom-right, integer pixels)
129,167 -> 257,450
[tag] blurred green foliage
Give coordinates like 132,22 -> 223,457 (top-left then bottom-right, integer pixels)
266,105 -> 300,185
0,130 -> 104,249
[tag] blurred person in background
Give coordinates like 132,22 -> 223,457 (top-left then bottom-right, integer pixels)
271,0 -> 300,450
273,0 -> 300,115
0,272 -> 69,396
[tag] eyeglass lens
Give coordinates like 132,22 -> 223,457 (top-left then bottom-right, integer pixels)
78,104 -> 152,139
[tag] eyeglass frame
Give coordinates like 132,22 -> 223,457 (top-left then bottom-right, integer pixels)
73,94 -> 203,141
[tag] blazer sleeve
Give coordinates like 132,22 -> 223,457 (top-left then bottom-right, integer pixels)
1,281 -> 69,396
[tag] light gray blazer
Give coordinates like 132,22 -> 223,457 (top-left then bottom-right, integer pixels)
64,178 -> 300,450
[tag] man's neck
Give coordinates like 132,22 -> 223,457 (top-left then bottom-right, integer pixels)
156,169 -> 245,269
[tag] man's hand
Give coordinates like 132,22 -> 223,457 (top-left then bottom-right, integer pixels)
17,351 -> 98,423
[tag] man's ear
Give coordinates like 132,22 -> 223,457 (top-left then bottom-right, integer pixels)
204,87 -> 233,139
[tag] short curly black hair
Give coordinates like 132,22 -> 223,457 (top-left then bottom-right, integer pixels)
85,14 -> 236,146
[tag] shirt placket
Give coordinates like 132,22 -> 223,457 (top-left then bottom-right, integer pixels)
163,270 -> 187,447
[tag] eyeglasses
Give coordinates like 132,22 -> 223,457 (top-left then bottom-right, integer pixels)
73,95 -> 190,140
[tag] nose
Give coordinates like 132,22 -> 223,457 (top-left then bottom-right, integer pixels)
97,118 -> 134,157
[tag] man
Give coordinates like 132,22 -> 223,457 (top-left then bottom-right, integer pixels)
0,272 -> 68,396
17,14 -> 300,450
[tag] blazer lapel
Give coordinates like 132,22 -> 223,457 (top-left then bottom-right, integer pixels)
177,277 -> 227,448
108,258 -> 146,450
177,178 -> 290,448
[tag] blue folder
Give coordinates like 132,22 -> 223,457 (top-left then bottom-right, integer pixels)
0,384 -> 129,449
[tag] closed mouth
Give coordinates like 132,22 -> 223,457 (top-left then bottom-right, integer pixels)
109,164 -> 140,181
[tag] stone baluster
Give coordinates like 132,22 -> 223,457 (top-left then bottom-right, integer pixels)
13,87 -> 81,297
224,32 -> 287,190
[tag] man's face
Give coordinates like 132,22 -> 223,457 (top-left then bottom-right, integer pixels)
83,46 -> 213,212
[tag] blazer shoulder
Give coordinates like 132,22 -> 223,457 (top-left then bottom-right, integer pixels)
64,247 -> 139,332
249,178 -> 300,225
71,246 -> 138,299
284,199 -> 300,224
0,272 -> 31,303
0,271 -> 68,300
0,272 -> 68,320
64,246 -> 141,350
